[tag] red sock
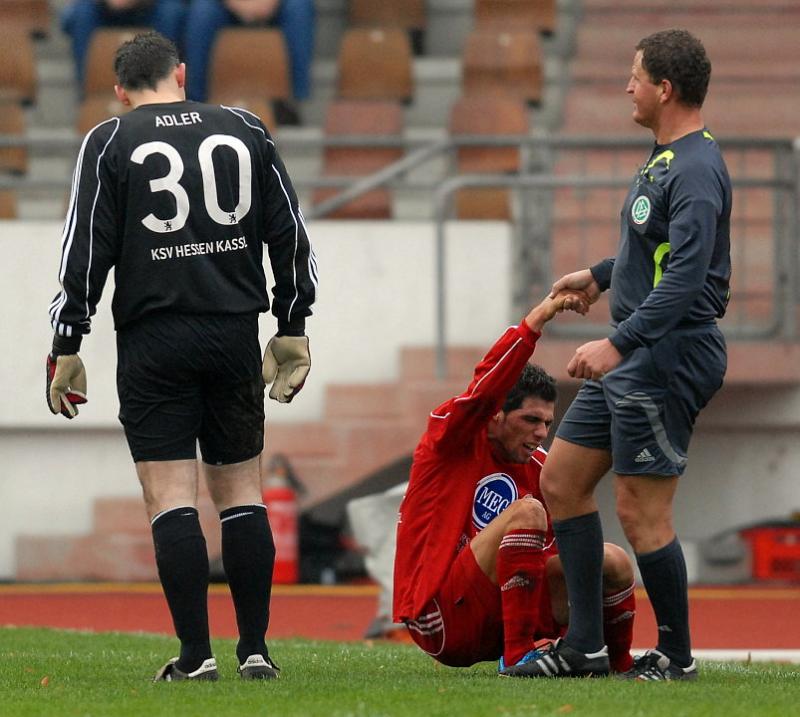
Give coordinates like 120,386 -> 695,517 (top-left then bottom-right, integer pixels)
497,529 -> 547,666
603,583 -> 636,672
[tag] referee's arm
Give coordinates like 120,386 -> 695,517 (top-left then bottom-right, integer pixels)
49,119 -> 120,352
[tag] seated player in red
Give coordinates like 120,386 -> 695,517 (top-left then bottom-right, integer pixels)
393,293 -> 636,674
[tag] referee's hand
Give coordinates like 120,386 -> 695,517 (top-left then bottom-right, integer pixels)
46,353 -> 88,419
262,335 -> 311,404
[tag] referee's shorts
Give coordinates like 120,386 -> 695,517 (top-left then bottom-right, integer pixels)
116,312 -> 265,465
556,325 -> 726,477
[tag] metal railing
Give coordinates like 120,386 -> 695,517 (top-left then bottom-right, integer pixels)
2,133 -> 797,379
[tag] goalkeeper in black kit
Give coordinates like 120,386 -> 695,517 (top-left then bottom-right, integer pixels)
45,31 -> 317,681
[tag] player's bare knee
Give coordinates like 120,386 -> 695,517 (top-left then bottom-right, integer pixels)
602,543 -> 634,590
503,496 -> 547,532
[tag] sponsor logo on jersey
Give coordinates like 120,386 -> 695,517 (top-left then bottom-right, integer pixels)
472,473 -> 518,531
631,195 -> 651,225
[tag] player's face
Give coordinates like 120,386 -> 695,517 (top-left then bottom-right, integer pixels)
492,397 -> 555,464
626,51 -> 661,128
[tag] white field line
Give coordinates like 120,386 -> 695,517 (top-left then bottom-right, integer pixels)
633,648 -> 800,663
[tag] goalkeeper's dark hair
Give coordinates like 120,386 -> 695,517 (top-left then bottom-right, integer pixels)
502,364 -> 557,413
114,31 -> 180,91
637,29 -> 711,108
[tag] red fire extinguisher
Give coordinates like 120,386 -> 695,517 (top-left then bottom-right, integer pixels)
262,483 -> 299,584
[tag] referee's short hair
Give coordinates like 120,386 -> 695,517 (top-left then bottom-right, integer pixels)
636,29 -> 711,108
502,364 -> 557,413
114,31 -> 180,91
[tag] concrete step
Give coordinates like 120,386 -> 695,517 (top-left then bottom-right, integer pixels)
324,383 -> 403,420
16,532 -> 157,581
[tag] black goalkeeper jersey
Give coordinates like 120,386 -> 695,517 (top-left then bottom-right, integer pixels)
590,128 -> 732,355
50,101 -> 317,339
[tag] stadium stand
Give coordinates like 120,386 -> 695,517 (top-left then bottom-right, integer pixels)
0,28 -> 37,105
9,0 -> 800,583
313,99 -> 404,219
474,0 -> 557,34
336,27 -> 414,103
75,95 -> 128,134
0,102 -> 29,175
461,29 -> 543,104
0,0 -> 52,38
0,190 -> 18,219
448,93 -> 530,219
208,28 -> 291,107
347,0 -> 427,54
83,27 -> 146,97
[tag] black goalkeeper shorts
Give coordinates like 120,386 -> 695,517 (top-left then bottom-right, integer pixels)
116,312 -> 265,465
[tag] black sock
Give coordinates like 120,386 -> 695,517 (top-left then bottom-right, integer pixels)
151,506 -> 211,673
220,504 -> 275,665
636,537 -> 691,667
553,511 -> 605,653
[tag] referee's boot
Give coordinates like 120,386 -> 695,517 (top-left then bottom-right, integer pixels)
153,657 -> 219,682
499,638 -> 609,678
238,654 -> 280,680
616,649 -> 698,681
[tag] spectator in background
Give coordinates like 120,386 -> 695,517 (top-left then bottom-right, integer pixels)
61,1 -> 186,95
183,0 -> 315,125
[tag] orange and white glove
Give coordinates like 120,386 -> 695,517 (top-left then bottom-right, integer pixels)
262,335 -> 310,404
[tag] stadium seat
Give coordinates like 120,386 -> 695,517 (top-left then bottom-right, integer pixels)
337,28 -> 414,103
76,96 -> 129,135
209,94 -> 277,131
348,0 -> 427,53
448,95 -> 530,220
0,190 -> 18,219
209,28 -> 290,103
474,0 -> 557,35
0,101 -> 28,175
0,29 -> 37,104
84,28 -> 147,97
0,0 -> 51,38
462,30 -> 543,104
313,100 -> 404,219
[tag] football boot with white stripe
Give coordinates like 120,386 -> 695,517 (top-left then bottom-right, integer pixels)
238,654 -> 280,680
617,649 -> 698,681
499,638 -> 609,678
153,657 -> 218,682
497,647 -> 546,673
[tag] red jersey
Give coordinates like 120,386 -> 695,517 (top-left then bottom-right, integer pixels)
393,320 -> 557,623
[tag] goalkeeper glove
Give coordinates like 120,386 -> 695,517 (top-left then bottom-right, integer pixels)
262,335 -> 310,404
46,353 -> 87,419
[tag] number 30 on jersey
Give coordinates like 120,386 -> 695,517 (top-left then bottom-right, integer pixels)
130,134 -> 252,233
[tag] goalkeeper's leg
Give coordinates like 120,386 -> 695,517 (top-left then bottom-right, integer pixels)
139,459 -> 213,675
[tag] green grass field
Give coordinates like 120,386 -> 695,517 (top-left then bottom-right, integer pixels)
1,626 -> 799,717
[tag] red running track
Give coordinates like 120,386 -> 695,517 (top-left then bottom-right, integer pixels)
1,584 -> 799,649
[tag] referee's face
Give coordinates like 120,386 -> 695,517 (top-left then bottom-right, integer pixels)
490,397 -> 555,464
627,50 -> 661,129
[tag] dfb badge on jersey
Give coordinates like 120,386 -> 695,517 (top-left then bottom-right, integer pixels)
472,473 -> 518,531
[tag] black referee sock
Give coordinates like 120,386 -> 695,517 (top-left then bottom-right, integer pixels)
552,511 -> 606,654
636,537 -> 692,667
151,506 -> 212,673
220,504 -> 276,665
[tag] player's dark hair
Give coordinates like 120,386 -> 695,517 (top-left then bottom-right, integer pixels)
502,364 -> 557,413
636,29 -> 711,108
114,31 -> 180,91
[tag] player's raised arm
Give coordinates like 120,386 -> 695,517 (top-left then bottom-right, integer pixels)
427,291 -> 588,450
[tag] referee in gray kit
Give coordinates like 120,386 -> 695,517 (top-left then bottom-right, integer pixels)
46,32 -> 317,681
502,29 -> 730,682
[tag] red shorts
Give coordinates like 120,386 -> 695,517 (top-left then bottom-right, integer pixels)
405,545 -> 561,667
